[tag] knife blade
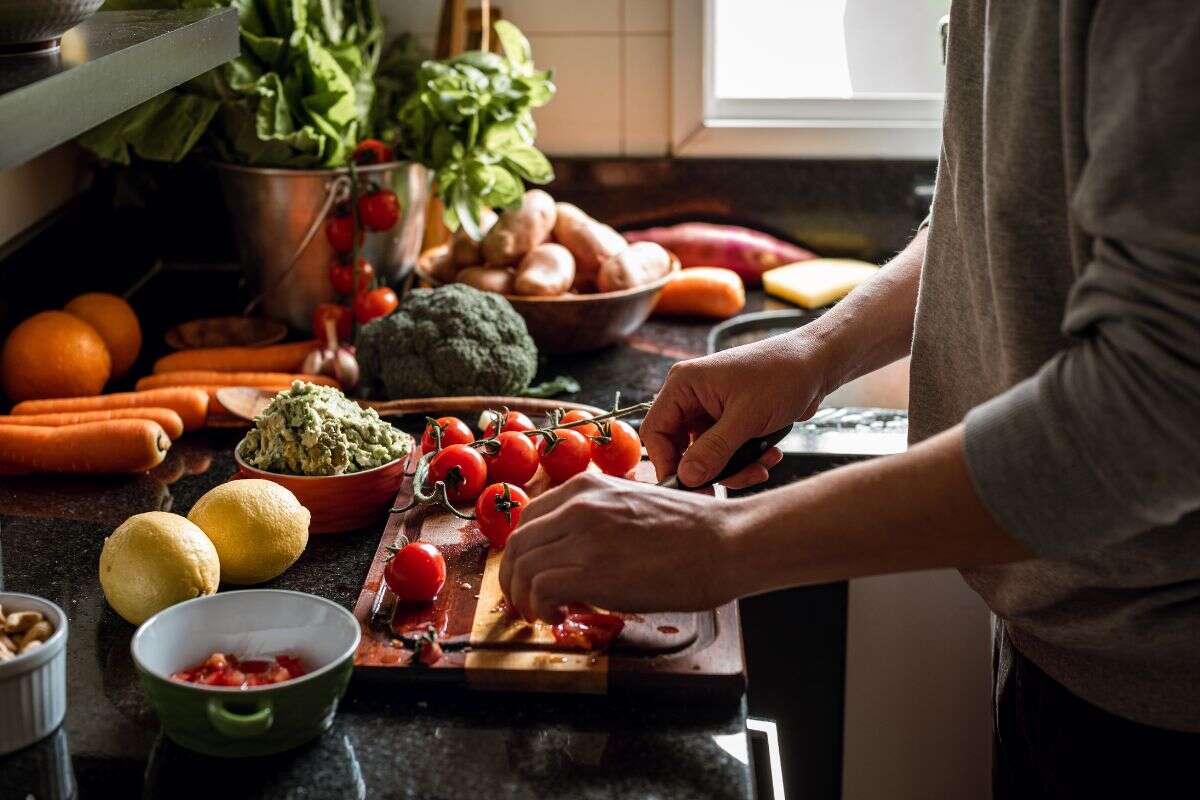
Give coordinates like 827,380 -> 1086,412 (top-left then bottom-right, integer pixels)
656,424 -> 793,490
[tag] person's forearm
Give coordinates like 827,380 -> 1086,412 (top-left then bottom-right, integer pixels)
721,423 -> 1030,596
798,227 -> 926,395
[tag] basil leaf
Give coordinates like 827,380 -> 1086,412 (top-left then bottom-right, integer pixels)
493,20 -> 531,71
502,145 -> 554,184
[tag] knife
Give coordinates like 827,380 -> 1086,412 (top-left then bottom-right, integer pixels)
656,425 -> 793,491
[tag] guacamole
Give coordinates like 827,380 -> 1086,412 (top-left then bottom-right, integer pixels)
238,382 -> 413,476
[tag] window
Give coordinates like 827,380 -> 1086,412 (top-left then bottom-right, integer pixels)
672,0 -> 950,158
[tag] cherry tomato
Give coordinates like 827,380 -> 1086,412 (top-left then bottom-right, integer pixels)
325,214 -> 361,254
352,139 -> 394,165
483,431 -> 539,486
537,429 -> 591,484
312,302 -> 352,341
475,482 -> 529,549
329,258 -> 375,295
560,409 -> 600,438
421,416 -> 475,453
354,286 -> 398,324
358,189 -> 400,232
590,419 -> 642,477
428,443 -> 488,503
482,410 -> 535,439
383,542 -> 446,602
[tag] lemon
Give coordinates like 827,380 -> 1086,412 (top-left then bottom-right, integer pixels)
100,512 -> 220,625
187,480 -> 310,585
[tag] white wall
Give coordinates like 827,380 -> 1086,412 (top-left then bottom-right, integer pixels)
378,0 -> 671,156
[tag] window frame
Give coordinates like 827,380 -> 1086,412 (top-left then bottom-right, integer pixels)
671,0 -> 945,159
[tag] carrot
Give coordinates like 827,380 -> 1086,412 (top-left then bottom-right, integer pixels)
0,420 -> 170,474
135,372 -> 339,392
152,341 -> 317,374
0,407 -> 185,439
11,388 -> 209,432
652,267 -> 746,319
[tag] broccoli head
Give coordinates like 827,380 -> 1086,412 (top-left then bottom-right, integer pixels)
355,284 -> 538,398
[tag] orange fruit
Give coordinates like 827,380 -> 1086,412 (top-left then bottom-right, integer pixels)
64,292 -> 141,378
2,311 -> 112,402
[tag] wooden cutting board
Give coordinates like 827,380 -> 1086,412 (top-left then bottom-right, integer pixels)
351,456 -> 745,699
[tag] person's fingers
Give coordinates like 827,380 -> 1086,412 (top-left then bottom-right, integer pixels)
529,567 -> 585,623
499,503 -> 573,596
719,447 -> 784,489
518,474 -> 591,528
506,537 -> 583,621
676,413 -> 750,487
641,376 -> 697,482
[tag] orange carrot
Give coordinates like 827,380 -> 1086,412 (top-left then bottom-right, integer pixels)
152,341 -> 317,374
0,407 -> 185,439
652,267 -> 746,319
135,372 -> 339,392
0,420 -> 170,474
11,388 -> 209,432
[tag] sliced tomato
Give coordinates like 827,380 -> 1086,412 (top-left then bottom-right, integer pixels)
551,604 -> 625,650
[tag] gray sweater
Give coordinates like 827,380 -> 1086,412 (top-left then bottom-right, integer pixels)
910,0 -> 1200,731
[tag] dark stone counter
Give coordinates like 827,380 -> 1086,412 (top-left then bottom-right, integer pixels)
0,307 -> 759,800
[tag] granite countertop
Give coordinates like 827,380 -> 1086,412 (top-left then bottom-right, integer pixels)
0,302 -> 766,800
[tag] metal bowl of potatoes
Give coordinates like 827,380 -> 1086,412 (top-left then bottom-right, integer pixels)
416,244 -> 680,354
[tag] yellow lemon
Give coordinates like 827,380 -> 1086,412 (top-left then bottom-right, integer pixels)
100,512 -> 220,625
187,480 -> 310,585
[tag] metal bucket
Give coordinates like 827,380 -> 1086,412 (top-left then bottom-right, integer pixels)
214,160 -> 430,332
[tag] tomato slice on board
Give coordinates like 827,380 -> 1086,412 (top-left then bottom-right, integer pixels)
550,603 -> 625,650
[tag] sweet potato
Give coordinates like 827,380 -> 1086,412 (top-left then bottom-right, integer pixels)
597,242 -> 672,293
152,340 -> 317,374
514,243 -> 576,297
456,266 -> 516,295
653,267 -> 745,319
450,207 -> 499,266
552,203 -> 627,289
427,248 -> 460,284
624,223 -> 814,286
481,189 -> 557,266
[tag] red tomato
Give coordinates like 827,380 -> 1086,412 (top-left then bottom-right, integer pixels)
483,431 -> 539,486
325,214 -> 360,254
537,429 -> 591,483
475,482 -> 529,549
358,189 -> 400,232
551,603 -> 625,650
354,286 -> 398,324
329,258 -> 375,295
352,139 -> 393,165
560,409 -> 600,438
428,443 -> 488,503
482,410 -> 536,438
383,542 -> 446,602
421,416 -> 475,453
590,419 -> 642,477
311,302 -> 352,341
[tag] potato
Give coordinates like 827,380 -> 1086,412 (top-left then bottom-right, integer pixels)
427,248 -> 459,285
553,203 -> 627,289
481,189 -> 557,266
514,243 -> 576,297
456,266 -> 516,295
597,241 -> 672,292
450,207 -> 500,267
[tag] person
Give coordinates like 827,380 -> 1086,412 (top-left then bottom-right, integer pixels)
500,2 -> 1200,796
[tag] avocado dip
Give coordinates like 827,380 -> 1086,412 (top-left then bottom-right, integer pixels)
238,381 -> 413,476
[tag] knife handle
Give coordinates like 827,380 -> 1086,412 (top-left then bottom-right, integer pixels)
658,424 -> 793,490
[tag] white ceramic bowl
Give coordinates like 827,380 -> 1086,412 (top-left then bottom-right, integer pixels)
0,592 -> 68,755
131,590 -> 361,757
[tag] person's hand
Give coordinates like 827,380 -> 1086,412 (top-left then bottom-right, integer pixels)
642,332 -> 829,488
498,472 -> 744,621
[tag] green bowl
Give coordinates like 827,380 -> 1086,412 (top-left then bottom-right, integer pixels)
131,590 -> 360,758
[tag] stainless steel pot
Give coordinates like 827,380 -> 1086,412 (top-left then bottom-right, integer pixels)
214,160 -> 430,332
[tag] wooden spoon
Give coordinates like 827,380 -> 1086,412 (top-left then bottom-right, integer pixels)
215,386 -> 605,424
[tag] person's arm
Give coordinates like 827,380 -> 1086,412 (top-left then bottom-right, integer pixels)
642,227 -> 928,488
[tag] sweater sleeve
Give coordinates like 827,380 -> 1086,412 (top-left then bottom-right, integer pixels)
962,1 -> 1200,557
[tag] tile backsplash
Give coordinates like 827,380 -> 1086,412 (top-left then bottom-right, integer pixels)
378,0 -> 672,156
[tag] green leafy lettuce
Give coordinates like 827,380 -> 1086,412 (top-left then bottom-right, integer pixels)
394,20 -> 556,238
79,0 -> 388,168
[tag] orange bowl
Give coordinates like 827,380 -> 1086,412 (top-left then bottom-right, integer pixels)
416,245 -> 680,354
232,448 -> 412,534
